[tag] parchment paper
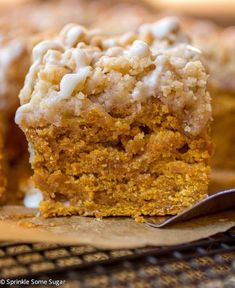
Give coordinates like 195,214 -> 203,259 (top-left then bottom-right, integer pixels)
0,205 -> 234,249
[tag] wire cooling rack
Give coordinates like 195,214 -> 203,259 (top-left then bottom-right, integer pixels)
0,228 -> 234,287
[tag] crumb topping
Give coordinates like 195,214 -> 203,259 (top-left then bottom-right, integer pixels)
16,17 -> 211,136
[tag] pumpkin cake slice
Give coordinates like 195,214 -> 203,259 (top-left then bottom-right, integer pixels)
186,20 -> 235,192
16,18 -> 212,218
0,113 -> 7,203
0,0 -> 154,206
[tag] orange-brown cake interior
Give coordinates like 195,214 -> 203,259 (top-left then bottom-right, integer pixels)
29,99 -> 212,218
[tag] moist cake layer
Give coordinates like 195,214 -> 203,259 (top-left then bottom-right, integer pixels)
16,18 -> 212,218
27,99 -> 211,218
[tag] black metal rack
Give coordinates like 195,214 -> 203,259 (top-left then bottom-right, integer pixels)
0,228 -> 234,287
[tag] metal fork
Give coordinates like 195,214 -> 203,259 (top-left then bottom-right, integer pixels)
146,189 -> 235,228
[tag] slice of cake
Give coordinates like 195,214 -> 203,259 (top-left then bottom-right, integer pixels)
0,0 -> 154,206
0,30 -> 30,202
0,113 -> 7,203
187,20 -> 235,192
0,27 -> 41,203
16,18 -> 212,218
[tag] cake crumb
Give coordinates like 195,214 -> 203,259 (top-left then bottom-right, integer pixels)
135,215 -> 145,223
17,220 -> 42,228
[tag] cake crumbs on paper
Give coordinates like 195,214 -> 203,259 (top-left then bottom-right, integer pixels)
17,220 -> 57,228
135,215 -> 145,223
0,213 -> 36,221
94,212 -> 104,219
17,220 -> 42,228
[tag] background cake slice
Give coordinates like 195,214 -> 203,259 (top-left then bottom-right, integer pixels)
187,20 -> 235,192
0,113 -> 7,203
16,18 -> 212,218
0,27 -> 48,203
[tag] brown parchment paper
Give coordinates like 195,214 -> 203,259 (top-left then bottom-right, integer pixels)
0,205 -> 234,249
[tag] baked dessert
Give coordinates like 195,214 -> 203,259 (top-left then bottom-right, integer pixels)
0,0 -> 155,36
0,0 -> 155,205
0,24 -> 56,203
0,29 -> 31,202
0,0 -> 93,33
209,170 -> 235,193
188,21 -> 235,192
0,30 -> 30,114
16,18 -> 212,218
0,0 -> 95,203
91,0 -> 156,35
0,114 -> 7,203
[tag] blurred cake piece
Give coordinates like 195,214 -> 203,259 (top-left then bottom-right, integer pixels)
187,21 -> 235,192
210,170 -> 235,193
16,18 -> 212,218
145,0 -> 235,26
0,0 -> 93,32
91,0 -> 156,35
0,0 -> 155,35
0,27 -> 53,202
0,114 -> 6,203
0,29 -> 32,113
0,29 -> 31,202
